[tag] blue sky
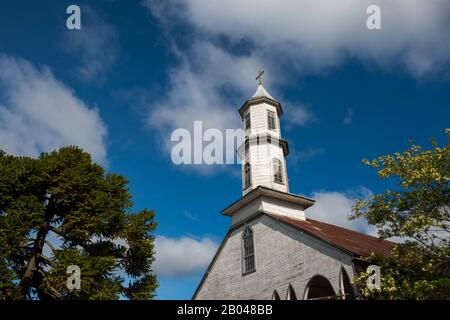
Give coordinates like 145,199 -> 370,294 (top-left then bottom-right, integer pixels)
0,1 -> 449,299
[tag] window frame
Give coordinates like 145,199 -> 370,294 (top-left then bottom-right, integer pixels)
242,227 -> 256,275
244,113 -> 251,131
244,162 -> 251,190
244,139 -> 249,159
273,158 -> 284,185
267,110 -> 276,131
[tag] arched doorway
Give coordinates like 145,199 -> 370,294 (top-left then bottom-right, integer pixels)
272,290 -> 280,300
304,275 -> 336,300
340,267 -> 356,300
286,284 -> 297,300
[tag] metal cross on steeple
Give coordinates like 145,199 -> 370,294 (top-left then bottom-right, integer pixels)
256,69 -> 264,85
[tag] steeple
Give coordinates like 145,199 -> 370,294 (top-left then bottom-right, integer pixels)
222,71 -> 314,224
252,68 -> 274,100
237,71 -> 289,196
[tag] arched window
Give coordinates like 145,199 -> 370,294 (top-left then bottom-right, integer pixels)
272,290 -> 281,300
273,159 -> 284,184
304,275 -> 336,300
244,162 -> 251,189
286,284 -> 297,300
340,267 -> 356,300
242,227 -> 255,274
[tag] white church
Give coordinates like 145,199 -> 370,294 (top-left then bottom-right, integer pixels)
193,75 -> 393,300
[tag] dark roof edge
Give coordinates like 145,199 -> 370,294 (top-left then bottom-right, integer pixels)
267,213 -> 395,257
193,210 -> 277,299
191,229 -> 232,300
265,213 -> 357,257
306,217 -> 396,245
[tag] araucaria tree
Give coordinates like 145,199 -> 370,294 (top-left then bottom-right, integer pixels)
0,147 -> 157,299
351,129 -> 450,299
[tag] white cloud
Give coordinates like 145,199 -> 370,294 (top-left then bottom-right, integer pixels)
153,236 -> 218,277
306,187 -> 378,236
290,147 -> 325,164
142,1 -> 450,173
146,41 -> 272,174
284,102 -> 315,130
144,39 -> 317,173
145,0 -> 450,78
147,41 -> 266,136
0,54 -> 108,165
62,6 -> 119,82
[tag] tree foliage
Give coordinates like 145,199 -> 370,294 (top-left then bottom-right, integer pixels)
351,129 -> 450,299
0,147 -> 157,300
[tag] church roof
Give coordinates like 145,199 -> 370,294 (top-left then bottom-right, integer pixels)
252,84 -> 275,100
268,213 -> 394,258
192,211 -> 394,299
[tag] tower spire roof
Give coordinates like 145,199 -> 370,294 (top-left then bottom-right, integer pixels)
251,83 -> 275,100
252,68 -> 275,100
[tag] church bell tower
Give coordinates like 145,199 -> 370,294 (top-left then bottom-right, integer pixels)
223,70 -> 314,224
237,70 -> 290,195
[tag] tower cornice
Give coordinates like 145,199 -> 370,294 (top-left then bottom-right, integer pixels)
239,96 -> 283,120
237,133 -> 290,157
221,186 -> 315,217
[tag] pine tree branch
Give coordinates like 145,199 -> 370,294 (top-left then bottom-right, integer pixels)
44,239 -> 57,253
37,253 -> 54,267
